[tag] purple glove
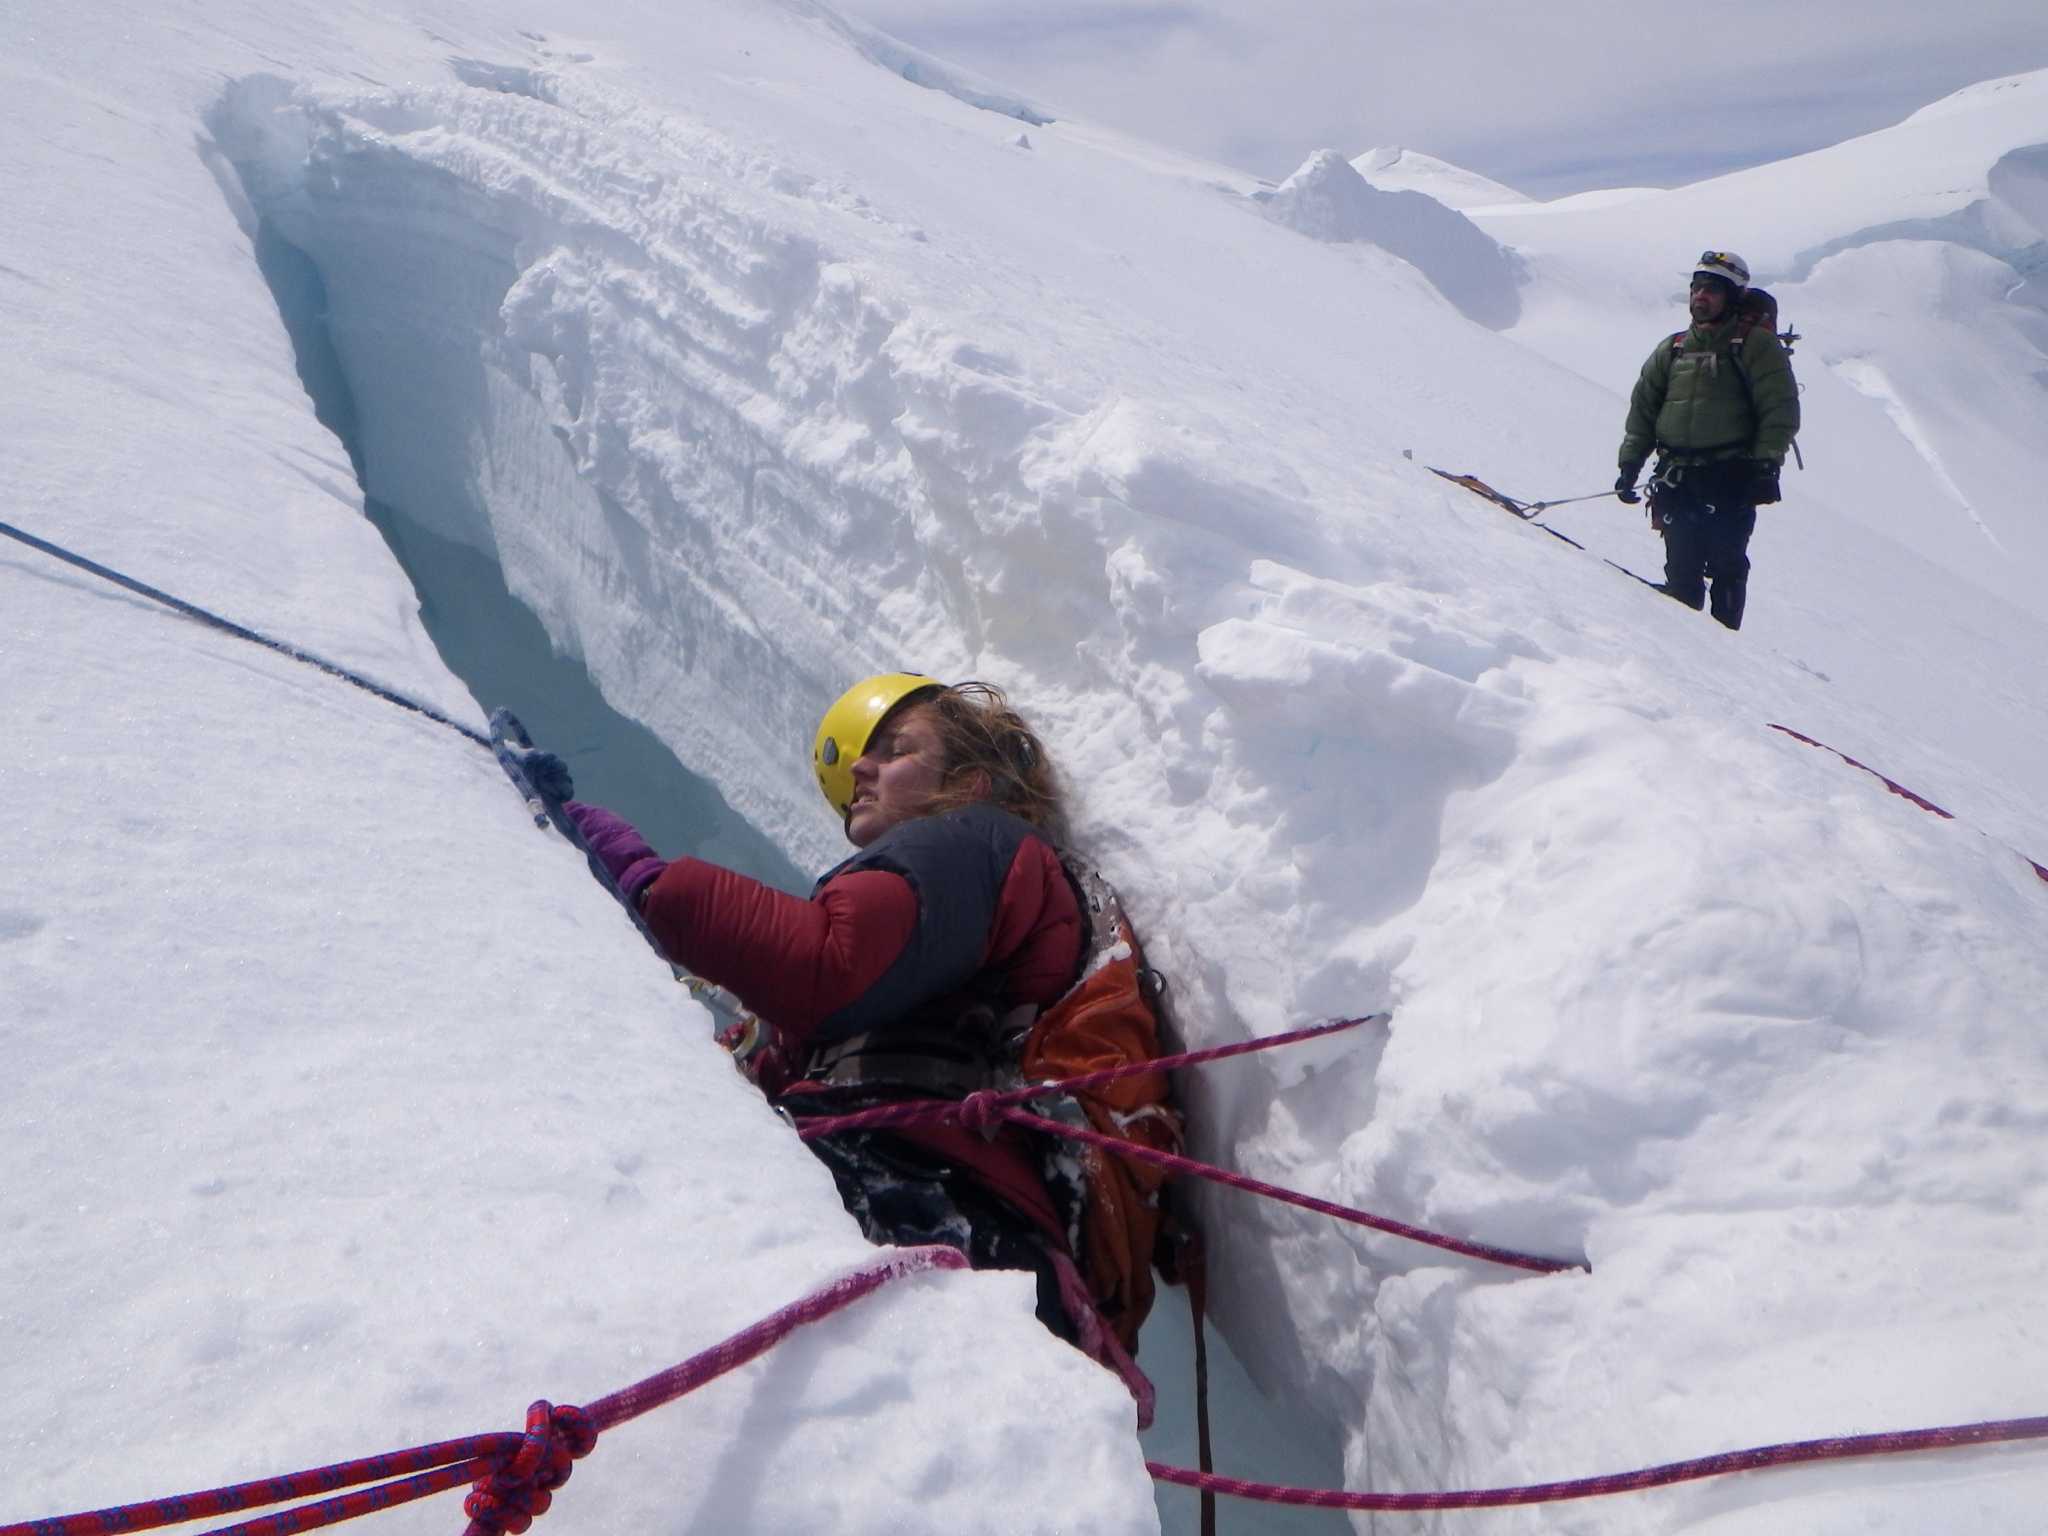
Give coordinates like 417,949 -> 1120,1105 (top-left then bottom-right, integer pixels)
563,801 -> 668,903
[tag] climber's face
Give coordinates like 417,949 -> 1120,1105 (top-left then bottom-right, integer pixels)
845,702 -> 949,847
1690,276 -> 1732,324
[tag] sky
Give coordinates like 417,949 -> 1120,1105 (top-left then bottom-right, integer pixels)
838,0 -> 2048,197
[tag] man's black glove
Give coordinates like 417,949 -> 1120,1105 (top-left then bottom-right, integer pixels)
1615,466 -> 1643,505
1747,460 -> 1782,505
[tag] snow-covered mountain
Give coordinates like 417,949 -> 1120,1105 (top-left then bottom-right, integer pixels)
1259,149 -> 1521,327
1352,145 -> 1533,210
5,0 -> 2045,1532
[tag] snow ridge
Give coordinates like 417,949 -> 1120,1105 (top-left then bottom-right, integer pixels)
1352,145 -> 1532,210
779,0 -> 1056,127
1259,149 -> 1522,327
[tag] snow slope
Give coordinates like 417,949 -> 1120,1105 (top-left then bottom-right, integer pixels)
4,2 -> 2046,1533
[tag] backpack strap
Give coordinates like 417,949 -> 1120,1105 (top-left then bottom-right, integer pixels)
1727,331 -> 1758,413
1184,1229 -> 1217,1536
1155,1202 -> 1215,1536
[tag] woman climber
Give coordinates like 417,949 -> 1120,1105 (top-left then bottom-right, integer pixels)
549,673 -> 1174,1353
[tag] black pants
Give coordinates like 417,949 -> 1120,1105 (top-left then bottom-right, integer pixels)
1651,461 -> 1758,630
804,1126 -> 1077,1342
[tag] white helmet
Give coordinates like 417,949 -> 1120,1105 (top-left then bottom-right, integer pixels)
1693,249 -> 1751,291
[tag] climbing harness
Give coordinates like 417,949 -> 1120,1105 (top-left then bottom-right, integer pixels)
1644,457 -> 1721,531
791,1011 -> 1559,1443
789,1014 -> 1574,1278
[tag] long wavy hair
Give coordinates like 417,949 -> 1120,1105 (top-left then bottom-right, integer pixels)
911,681 -> 1068,843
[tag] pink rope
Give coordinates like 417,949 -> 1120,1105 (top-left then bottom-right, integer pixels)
800,1015 -> 1381,1142
30,1012 -> 2042,1530
1048,1248 -> 1156,1431
581,1246 -> 965,1430
794,1014 -> 1578,1275
1025,1013 -> 1384,1099
1000,1107 -> 1577,1274
2,1249 -> 967,1536
10,1245 -> 2042,1530
1147,1412 -> 2048,1510
1769,723 -> 2048,884
3,1445 -> 513,1536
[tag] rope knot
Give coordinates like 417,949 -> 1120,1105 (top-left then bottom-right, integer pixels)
958,1090 -> 1005,1138
463,1401 -> 598,1535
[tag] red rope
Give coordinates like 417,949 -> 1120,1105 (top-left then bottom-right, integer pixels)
794,1013 -> 1579,1275
20,1010 -> 2041,1531
2,1248 -> 967,1536
1147,1412 -> 2048,1510
1769,723 -> 2048,884
9,1244 -> 2040,1529
804,1014 -> 1379,1141
1025,1013 -> 1384,1098
577,1245 -> 965,1429
999,1106 -> 1577,1274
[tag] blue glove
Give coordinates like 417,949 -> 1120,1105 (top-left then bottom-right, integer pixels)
1615,467 -> 1642,506
516,748 -> 576,804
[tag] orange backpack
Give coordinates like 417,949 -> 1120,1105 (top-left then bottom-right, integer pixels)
1020,856 -> 1185,1352
718,850 -> 1186,1352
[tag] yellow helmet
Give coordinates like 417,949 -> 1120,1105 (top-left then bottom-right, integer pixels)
812,672 -> 943,815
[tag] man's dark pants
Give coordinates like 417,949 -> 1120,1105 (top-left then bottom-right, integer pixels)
1650,460 -> 1759,630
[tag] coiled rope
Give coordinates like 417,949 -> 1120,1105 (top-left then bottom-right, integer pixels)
1,1248 -> 967,1536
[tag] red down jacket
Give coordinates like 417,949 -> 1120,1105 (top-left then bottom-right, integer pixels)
640,801 -> 1083,1238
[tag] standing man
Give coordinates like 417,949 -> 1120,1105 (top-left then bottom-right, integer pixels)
1615,250 -> 1799,630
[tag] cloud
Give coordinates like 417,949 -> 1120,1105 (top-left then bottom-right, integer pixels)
837,0 -> 2048,197
863,0 -> 1208,51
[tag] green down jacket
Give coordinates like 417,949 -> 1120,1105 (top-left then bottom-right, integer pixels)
1618,315 -> 1799,472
